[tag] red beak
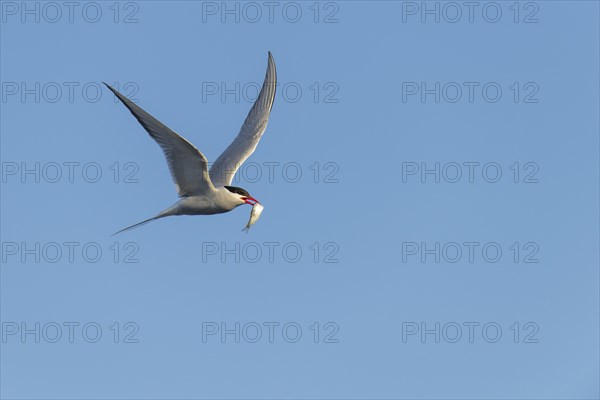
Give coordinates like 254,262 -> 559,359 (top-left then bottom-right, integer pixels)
242,196 -> 259,205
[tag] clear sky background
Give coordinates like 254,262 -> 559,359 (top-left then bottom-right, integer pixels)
1,1 -> 599,399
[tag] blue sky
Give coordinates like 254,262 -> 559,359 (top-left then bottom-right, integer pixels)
1,1 -> 599,399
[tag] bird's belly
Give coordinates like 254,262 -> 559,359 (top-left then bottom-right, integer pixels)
176,196 -> 230,215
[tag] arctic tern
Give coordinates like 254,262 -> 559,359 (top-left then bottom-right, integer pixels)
106,52 -> 277,235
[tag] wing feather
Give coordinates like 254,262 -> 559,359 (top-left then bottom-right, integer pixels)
209,52 -> 277,187
105,83 -> 215,197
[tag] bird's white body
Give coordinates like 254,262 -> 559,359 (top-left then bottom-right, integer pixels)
106,52 -> 277,234
169,189 -> 245,216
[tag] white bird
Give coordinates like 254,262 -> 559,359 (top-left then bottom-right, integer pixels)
106,52 -> 277,235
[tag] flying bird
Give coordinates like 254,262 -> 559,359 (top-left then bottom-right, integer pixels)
106,52 -> 277,235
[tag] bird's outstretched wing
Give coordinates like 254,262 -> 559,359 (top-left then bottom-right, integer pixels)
209,51 -> 277,187
105,83 -> 215,197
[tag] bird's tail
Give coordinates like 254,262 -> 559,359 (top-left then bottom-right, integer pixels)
112,207 -> 176,236
112,216 -> 160,236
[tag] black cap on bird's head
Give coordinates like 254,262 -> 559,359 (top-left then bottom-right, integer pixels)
225,186 -> 259,205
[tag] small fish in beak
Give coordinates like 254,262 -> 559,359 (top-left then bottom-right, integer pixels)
243,202 -> 264,232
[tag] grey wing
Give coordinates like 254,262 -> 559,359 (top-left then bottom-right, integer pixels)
105,83 -> 216,197
209,51 -> 277,187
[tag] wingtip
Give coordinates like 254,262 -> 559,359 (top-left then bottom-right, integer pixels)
103,82 -> 118,95
111,226 -> 126,236
267,52 -> 276,76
